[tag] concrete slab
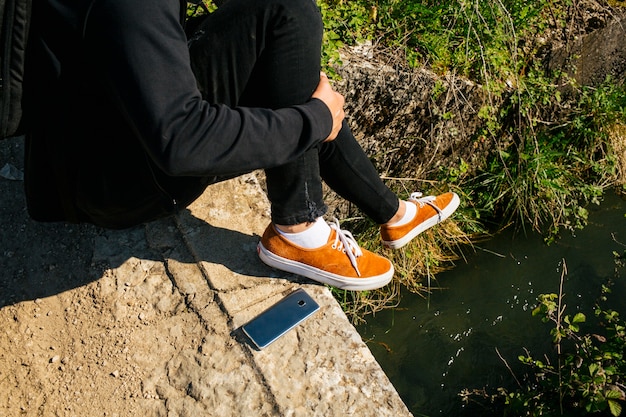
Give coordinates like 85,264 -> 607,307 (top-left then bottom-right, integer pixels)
0,136 -> 412,416
173,174 -> 413,417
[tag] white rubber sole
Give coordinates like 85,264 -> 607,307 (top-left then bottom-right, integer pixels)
382,192 -> 461,250
257,243 -> 394,291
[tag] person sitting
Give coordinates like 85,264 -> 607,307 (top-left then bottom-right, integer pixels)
24,0 -> 459,291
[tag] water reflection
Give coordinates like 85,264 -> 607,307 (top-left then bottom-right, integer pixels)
358,192 -> 626,416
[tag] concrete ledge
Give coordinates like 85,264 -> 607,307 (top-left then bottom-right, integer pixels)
0,134 -> 412,416
165,174 -> 413,416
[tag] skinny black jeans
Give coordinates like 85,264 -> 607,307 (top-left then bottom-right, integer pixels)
187,0 -> 399,225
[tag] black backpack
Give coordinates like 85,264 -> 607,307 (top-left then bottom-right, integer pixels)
0,0 -> 31,139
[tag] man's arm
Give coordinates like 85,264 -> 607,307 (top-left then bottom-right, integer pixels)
84,0 -> 336,177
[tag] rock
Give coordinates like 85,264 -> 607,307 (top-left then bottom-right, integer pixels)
548,14 -> 626,87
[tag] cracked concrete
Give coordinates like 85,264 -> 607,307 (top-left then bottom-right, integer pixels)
0,136 -> 412,416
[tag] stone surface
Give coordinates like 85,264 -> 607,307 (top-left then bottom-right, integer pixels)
178,175 -> 413,417
0,136 -> 413,416
549,14 -> 626,87
335,51 -> 487,181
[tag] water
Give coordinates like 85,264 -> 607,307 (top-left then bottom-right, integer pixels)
357,192 -> 626,417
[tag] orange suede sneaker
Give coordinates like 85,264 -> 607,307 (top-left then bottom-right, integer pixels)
258,219 -> 394,291
380,191 -> 460,249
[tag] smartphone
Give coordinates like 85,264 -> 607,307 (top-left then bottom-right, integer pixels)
242,288 -> 320,350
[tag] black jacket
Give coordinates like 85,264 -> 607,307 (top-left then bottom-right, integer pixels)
24,0 -> 331,228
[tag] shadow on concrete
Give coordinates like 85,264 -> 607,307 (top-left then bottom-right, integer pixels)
0,136 -> 304,308
0,205 -> 277,308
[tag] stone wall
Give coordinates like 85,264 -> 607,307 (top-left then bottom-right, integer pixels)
335,52 -> 487,181
331,8 -> 626,187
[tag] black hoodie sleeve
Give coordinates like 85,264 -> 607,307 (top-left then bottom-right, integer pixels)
83,0 -> 332,177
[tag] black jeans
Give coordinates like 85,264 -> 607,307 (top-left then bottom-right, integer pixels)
187,0 -> 399,225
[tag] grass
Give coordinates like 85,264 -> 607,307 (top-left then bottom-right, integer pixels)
317,0 -> 626,318
186,0 -> 626,320
331,182 -> 478,324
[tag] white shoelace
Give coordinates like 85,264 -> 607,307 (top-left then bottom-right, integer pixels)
328,218 -> 363,277
409,192 -> 443,222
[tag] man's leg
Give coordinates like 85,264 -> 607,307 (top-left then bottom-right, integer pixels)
188,0 -> 400,227
319,121 -> 399,224
187,0 -> 459,290
188,0 -> 327,226
188,0 -> 322,108
187,0 -> 395,290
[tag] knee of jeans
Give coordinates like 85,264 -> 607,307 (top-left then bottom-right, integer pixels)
262,0 -> 323,35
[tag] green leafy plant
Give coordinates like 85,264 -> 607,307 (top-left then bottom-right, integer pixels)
319,0 -> 624,242
463,75 -> 625,242
186,0 -> 217,18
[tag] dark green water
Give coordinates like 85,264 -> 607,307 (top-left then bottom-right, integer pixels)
357,192 -> 626,417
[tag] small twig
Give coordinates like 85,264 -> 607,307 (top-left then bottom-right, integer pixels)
556,258 -> 568,416
379,176 -> 438,183
496,347 -> 523,388
474,245 -> 506,258
611,232 -> 626,248
556,259 -> 567,356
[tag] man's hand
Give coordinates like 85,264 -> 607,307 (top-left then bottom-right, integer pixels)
312,72 -> 345,142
